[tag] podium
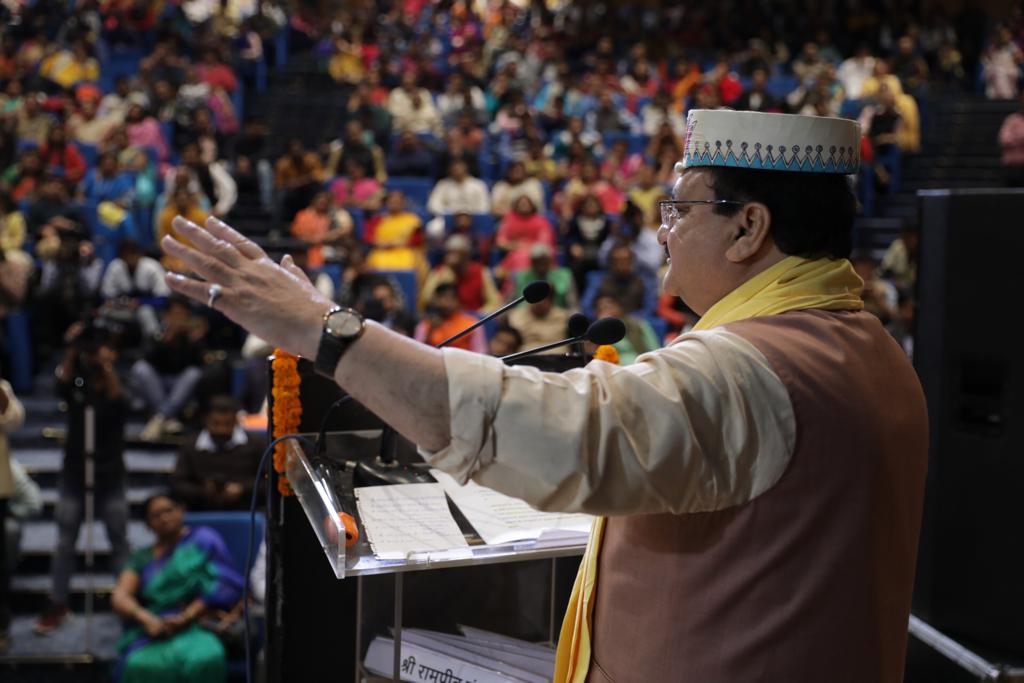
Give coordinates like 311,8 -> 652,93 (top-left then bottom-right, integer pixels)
263,358 -> 585,683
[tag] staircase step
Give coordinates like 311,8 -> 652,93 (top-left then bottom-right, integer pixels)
20,520 -> 154,556
18,449 -> 177,475
39,486 -> 165,510
12,572 -> 116,595
0,613 -> 120,663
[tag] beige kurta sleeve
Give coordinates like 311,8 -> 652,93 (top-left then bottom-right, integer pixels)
419,329 -> 797,516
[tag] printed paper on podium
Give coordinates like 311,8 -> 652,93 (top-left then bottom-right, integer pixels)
354,483 -> 469,560
430,470 -> 594,546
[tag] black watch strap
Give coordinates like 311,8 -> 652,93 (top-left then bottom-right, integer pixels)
313,331 -> 350,378
313,306 -> 363,378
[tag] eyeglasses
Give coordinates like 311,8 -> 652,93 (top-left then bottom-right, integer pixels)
659,199 -> 745,228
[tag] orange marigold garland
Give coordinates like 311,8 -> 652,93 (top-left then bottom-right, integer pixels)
271,349 -> 302,496
593,344 -> 620,365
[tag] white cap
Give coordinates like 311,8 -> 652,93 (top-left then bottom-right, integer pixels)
681,109 -> 861,175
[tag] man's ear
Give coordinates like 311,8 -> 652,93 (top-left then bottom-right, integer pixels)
725,202 -> 772,263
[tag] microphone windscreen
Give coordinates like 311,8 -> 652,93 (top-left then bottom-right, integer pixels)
587,318 -> 627,346
522,280 -> 552,304
568,313 -> 590,338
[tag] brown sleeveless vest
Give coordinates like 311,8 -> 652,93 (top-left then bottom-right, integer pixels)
587,310 -> 928,682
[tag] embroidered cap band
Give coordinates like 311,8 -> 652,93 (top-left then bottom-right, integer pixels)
681,109 -> 861,175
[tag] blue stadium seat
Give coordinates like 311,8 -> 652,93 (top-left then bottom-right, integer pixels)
442,213 -> 496,239
73,141 -> 98,168
839,99 -> 866,120
766,75 -> 799,99
182,511 -> 265,573
182,511 -> 265,678
581,269 -> 657,318
4,311 -> 34,393
385,176 -> 434,210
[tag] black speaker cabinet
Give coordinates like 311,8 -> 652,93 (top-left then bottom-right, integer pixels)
913,189 -> 1024,657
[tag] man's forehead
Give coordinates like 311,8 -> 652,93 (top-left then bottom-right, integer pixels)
672,169 -> 712,200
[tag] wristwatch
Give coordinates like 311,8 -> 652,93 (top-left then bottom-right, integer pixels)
313,306 -> 366,378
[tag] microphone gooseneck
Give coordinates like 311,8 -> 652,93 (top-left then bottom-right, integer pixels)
437,280 -> 552,348
500,317 -> 625,363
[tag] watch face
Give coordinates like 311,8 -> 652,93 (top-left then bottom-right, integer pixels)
326,309 -> 364,339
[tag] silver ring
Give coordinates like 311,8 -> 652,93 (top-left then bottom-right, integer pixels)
207,283 -> 223,308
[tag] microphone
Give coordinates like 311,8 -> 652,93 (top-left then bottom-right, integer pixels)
437,280 -> 552,348
365,280 -> 553,482
501,317 -> 626,363
567,313 -> 590,357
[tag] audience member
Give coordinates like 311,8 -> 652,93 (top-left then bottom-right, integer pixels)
171,396 -> 266,511
359,280 -> 417,337
274,138 -> 325,223
981,25 -> 1022,100
330,158 -> 383,211
165,142 -> 238,217
414,283 -> 486,352
491,160 -> 545,218
83,151 -> 134,204
852,250 -> 898,326
291,190 -> 353,269
594,244 -> 647,314
594,294 -> 659,365
99,239 -> 169,338
734,68 -> 781,112
565,193 -> 612,290
387,71 -> 443,137
999,90 -> 1024,187
158,186 -> 208,273
421,234 -> 502,313
508,292 -> 571,352
111,493 -> 243,682
132,297 -> 208,441
67,98 -> 122,146
0,378 -> 26,651
427,159 -> 490,216
495,195 -> 555,276
39,124 -> 86,186
838,44 -> 877,100
364,190 -> 426,277
512,243 -> 577,309
386,131 -> 435,178
488,325 -> 523,357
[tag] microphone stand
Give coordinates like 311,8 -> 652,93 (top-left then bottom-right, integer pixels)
501,335 -> 584,363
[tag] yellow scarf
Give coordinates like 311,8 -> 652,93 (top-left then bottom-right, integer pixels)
553,255 -> 864,683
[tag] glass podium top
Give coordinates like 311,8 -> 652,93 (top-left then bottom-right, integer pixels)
285,436 -> 586,579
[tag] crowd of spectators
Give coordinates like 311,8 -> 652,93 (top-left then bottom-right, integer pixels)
0,0 -> 1020,664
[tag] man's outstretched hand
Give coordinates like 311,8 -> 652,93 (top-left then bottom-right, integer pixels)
161,216 -> 334,359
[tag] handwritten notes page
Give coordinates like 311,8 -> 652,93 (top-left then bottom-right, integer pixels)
354,483 -> 469,560
430,470 -> 594,546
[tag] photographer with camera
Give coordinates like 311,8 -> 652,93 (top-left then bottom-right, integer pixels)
34,322 -> 129,636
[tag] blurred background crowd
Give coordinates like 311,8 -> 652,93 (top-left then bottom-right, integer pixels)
0,0 -> 1022,677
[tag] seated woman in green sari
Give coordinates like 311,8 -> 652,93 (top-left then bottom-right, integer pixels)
111,493 -> 244,683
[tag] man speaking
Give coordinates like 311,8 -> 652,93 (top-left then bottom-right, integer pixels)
161,110 -> 927,682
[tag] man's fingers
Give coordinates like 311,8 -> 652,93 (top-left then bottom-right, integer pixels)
204,216 -> 267,260
281,254 -> 312,285
172,216 -> 245,268
162,235 -> 237,285
164,272 -> 225,308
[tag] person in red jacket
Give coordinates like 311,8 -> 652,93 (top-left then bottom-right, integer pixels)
39,124 -> 86,186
